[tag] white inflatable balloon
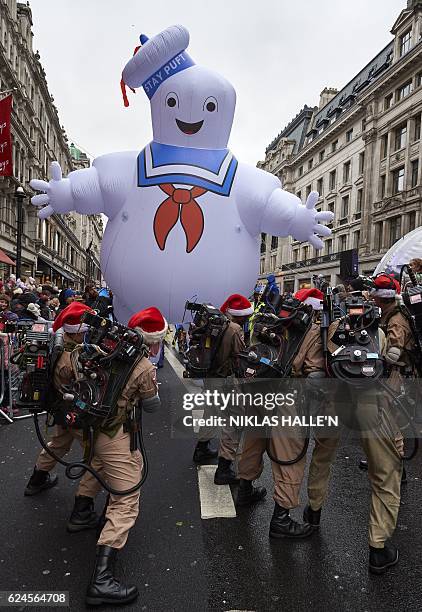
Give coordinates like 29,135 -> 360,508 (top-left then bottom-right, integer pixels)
30,25 -> 334,324
374,227 -> 422,276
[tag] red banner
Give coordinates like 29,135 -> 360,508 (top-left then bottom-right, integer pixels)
0,94 -> 13,176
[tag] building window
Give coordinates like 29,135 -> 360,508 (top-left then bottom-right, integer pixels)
358,152 -> 365,174
302,246 -> 309,260
357,189 -> 363,212
319,149 -> 325,162
298,166 -> 303,177
380,175 -> 386,199
374,222 -> 383,251
413,114 -> 421,141
394,123 -> 407,151
389,216 -> 401,246
411,159 -> 419,187
392,167 -> 405,194
381,134 -> 388,158
396,80 -> 413,101
331,140 -> 338,152
339,235 -> 347,252
346,128 -> 353,143
328,200 -> 335,215
317,177 -> 324,196
343,161 -> 351,183
296,190 -> 302,201
325,239 -> 332,255
260,233 -> 266,254
306,184 -> 312,198
271,236 -> 278,250
270,254 -> 276,270
384,93 -> 393,110
329,169 -> 336,191
408,211 -> 416,232
417,72 -> 422,88
308,158 -> 313,170
341,195 -> 349,218
354,230 -> 360,249
399,30 -> 411,56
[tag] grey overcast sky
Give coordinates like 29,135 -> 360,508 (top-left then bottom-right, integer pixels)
28,0 -> 404,165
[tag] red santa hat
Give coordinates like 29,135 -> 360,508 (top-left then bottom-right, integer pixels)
294,288 -> 324,310
52,302 -> 93,333
371,274 -> 400,298
128,306 -> 168,345
220,294 -> 253,317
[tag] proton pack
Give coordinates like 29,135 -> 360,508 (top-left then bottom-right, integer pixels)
60,311 -> 149,425
12,322 -> 52,410
400,264 -> 422,370
236,294 -> 313,378
326,289 -> 384,383
183,301 -> 229,378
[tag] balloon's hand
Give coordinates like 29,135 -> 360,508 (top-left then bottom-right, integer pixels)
30,161 -> 73,219
292,191 -> 334,250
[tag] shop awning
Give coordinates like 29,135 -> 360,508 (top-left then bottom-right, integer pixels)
0,248 -> 15,266
37,256 -> 77,282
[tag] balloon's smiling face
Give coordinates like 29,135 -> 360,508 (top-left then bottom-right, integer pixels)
151,65 -> 236,149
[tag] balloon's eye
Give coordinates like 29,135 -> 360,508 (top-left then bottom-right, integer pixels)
167,97 -> 177,108
206,101 -> 216,112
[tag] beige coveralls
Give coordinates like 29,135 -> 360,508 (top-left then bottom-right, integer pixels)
37,339 -> 158,550
308,309 -> 414,548
197,320 -> 246,456
237,324 -> 325,509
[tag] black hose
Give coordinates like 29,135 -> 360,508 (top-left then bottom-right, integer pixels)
265,433 -> 310,465
33,411 -> 149,495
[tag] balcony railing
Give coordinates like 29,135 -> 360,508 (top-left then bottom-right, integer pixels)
281,251 -> 341,271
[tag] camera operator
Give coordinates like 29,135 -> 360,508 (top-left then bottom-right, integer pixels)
236,288 -> 325,539
192,294 -> 253,487
303,274 -> 408,575
25,303 -> 164,606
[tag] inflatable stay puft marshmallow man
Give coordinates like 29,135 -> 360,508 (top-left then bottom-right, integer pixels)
30,25 -> 334,324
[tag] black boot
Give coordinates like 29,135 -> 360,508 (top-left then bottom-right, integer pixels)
214,457 -> 239,485
67,496 -> 99,533
85,545 -> 138,606
236,479 -> 267,506
270,503 -> 314,538
303,503 -> 321,529
193,440 -> 218,464
369,544 -> 399,575
24,467 -> 58,496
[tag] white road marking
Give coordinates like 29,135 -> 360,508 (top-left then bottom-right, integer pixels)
165,344 -> 237,519
197,465 -> 237,519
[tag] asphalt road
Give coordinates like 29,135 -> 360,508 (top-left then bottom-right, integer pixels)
1,352 -> 421,612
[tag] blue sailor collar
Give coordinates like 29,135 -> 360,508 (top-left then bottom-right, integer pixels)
138,141 -> 238,196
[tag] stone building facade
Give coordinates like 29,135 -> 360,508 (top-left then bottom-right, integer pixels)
258,0 -> 422,293
0,0 -> 102,288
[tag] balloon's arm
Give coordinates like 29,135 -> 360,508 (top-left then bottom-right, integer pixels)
260,188 -> 333,250
30,162 -> 104,219
30,153 -> 135,220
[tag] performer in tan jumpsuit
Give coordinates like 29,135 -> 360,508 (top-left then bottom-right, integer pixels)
303,274 -> 414,574
25,303 -> 166,606
237,288 -> 325,539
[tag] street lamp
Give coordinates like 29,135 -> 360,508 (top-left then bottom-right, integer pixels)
15,186 -> 25,279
